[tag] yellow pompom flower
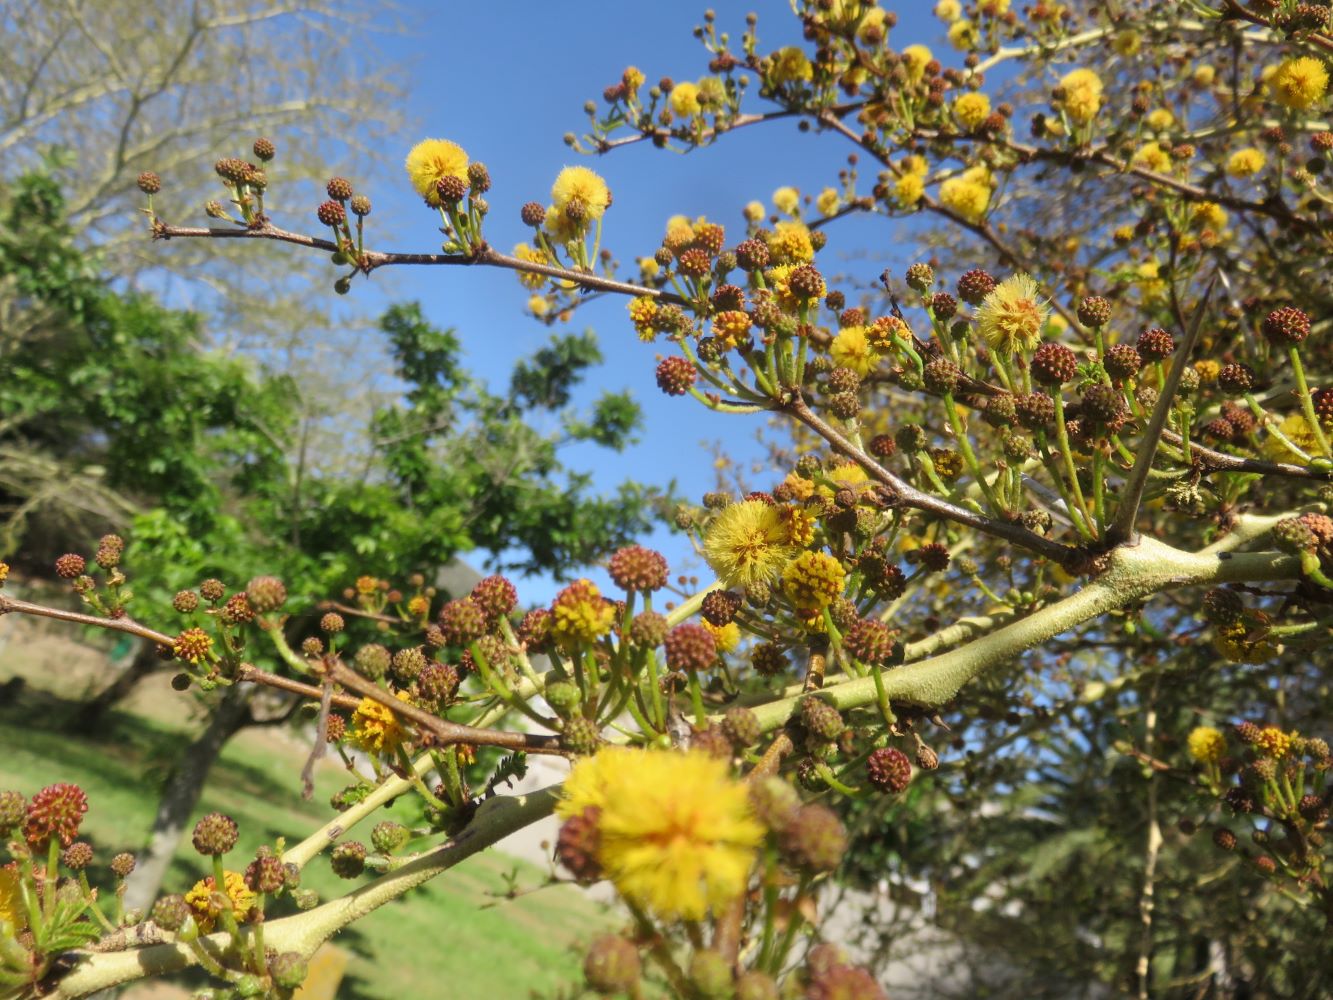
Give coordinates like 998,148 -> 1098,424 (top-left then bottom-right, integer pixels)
1255,726 -> 1293,760
1263,413 -> 1321,461
1145,108 -> 1175,131
935,0 -> 962,21
703,620 -> 742,653
512,243 -> 551,289
1194,359 -> 1221,384
703,501 -> 798,589
976,273 -> 1048,356
867,315 -> 909,350
638,256 -> 661,279
939,176 -> 990,223
1111,29 -> 1141,56
1270,56 -> 1329,110
817,462 -> 871,503
830,326 -> 877,376
1226,148 -> 1266,178
782,551 -> 846,610
623,66 -> 645,93
552,166 -> 611,221
894,172 -> 925,208
698,77 -> 726,109
782,471 -> 816,501
1193,65 -> 1216,86
1186,726 -> 1226,764
544,203 -> 583,244
901,45 -> 933,83
816,187 -> 841,217
405,138 -> 469,207
551,579 -> 615,649
954,92 -> 991,129
743,200 -> 767,223
1133,142 -> 1172,174
711,310 -> 752,349
351,693 -> 411,755
771,46 -> 814,84
1193,201 -> 1228,230
527,295 -> 550,318
767,220 -> 815,263
1058,68 -> 1103,124
772,186 -> 800,216
629,297 -> 659,340
557,748 -> 764,921
185,871 -> 255,932
767,264 -> 825,311
948,20 -> 978,50
857,7 -> 889,44
670,81 -> 702,116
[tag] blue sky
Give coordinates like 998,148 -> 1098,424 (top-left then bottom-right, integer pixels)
351,2 -> 943,601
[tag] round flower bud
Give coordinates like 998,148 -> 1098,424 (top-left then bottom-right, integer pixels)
316,200 -> 345,227
801,697 -> 845,741
22,783 -> 88,848
701,590 -> 742,626
556,806 -> 604,881
905,262 -> 935,291
137,171 -> 161,194
55,553 -> 86,579
735,238 -> 770,271
438,597 -> 487,646
1137,327 -> 1175,361
930,292 -> 958,319
151,894 -> 191,931
1031,342 -> 1078,385
172,590 -> 200,614
1016,391 -> 1056,429
353,643 -> 391,680
1103,344 -> 1143,381
330,841 -> 367,879
585,935 -> 641,994
371,821 -> 411,854
778,803 -> 848,873
110,852 -> 136,878
561,715 -> 602,755
61,841 -> 93,870
200,578 -> 226,602
1217,363 -> 1255,394
245,576 -> 286,613
787,264 -> 826,300
629,610 -> 668,647
435,175 -> 467,204
751,642 -> 788,676
844,617 -> 895,665
319,612 -> 345,633
665,623 -> 717,672
721,706 -> 762,747
957,268 -> 997,305
220,593 -> 254,625
922,357 -> 962,395
607,546 -> 669,592
656,356 -> 697,396
244,855 -> 286,894
467,162 -> 491,193
689,950 -> 733,1000
192,812 -> 239,856
391,646 -> 427,682
544,680 -> 582,716
252,137 -> 275,161
1081,384 -> 1126,426
1077,295 -> 1111,327
416,663 -> 460,709
326,177 -> 353,200
866,747 -> 913,793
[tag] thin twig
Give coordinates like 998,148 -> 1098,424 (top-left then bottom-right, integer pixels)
1107,274 -> 1217,546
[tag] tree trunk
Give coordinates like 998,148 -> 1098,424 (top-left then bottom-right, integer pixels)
71,642 -> 166,732
121,685 -> 253,915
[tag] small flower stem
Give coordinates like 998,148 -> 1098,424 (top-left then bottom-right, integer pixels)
1288,346 -> 1332,458
1051,393 -> 1095,536
686,668 -> 708,728
943,393 -> 1003,513
78,874 -> 118,932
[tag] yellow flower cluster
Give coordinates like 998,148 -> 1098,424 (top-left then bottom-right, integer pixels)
557,748 -> 764,921
1186,726 -> 1226,765
816,187 -> 841,217
551,579 -> 615,649
184,871 -> 255,932
512,243 -> 550,289
901,45 -> 933,83
772,186 -> 800,216
351,693 -> 410,755
628,297 -> 658,340
768,264 -> 825,310
671,81 -> 701,116
703,501 -> 799,589
1255,726 -> 1293,760
1058,68 -> 1104,124
711,310 -> 753,349
935,0 -> 961,20
1226,148 -> 1266,178
0,864 -> 24,932
830,326 -> 876,375
782,550 -> 846,610
1133,141 -> 1172,174
954,92 -> 991,130
948,20 -> 978,50
939,165 -> 992,223
1270,56 -> 1329,110
976,273 -> 1049,356
767,220 -> 815,263
405,138 -> 469,207
703,620 -> 741,653
771,46 -> 814,85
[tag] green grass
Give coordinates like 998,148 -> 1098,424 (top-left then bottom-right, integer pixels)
0,670 -> 609,999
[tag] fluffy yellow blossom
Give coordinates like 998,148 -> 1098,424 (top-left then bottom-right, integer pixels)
703,501 -> 798,589
767,220 -> 815,263
771,47 -> 814,84
901,45 -> 933,83
1193,65 -> 1216,87
1270,56 -> 1329,110
185,871 -> 255,932
857,7 -> 889,44
698,77 -> 726,108
0,562 -> 9,587
894,173 -> 925,208
940,175 -> 990,223
1194,359 -> 1221,384
948,20 -> 978,51
934,0 -> 962,21
977,273 -> 1048,355
1133,141 -> 1172,173
816,187 -> 841,217
1136,260 -> 1166,302
551,579 -> 615,649
629,297 -> 659,339
782,471 -> 816,501
782,551 -> 846,610
528,295 -> 550,317
866,315 -> 909,350
1112,29 -> 1140,56
954,92 -> 992,129
623,66 -> 645,93
544,203 -> 582,244
1186,726 -> 1226,764
767,264 -> 824,311
552,166 -> 611,221
1193,201 -> 1228,230
405,138 -> 469,207
1059,68 -> 1103,124
638,256 -> 660,279
1212,620 -> 1278,664
830,326 -> 877,376
1226,148 -> 1266,178
351,693 -> 411,755
512,243 -> 550,289
743,200 -> 767,223
980,0 -> 1010,13
670,81 -> 702,116
557,748 -> 764,921
817,462 -> 871,503
711,310 -> 752,349
702,620 -> 742,653
772,186 -> 800,215
1255,726 -> 1293,760
1263,413 -> 1321,461
1145,108 -> 1175,131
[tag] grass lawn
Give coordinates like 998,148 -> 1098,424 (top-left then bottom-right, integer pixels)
0,623 -> 611,999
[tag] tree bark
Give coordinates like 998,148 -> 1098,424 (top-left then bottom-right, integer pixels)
120,685 -> 254,915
